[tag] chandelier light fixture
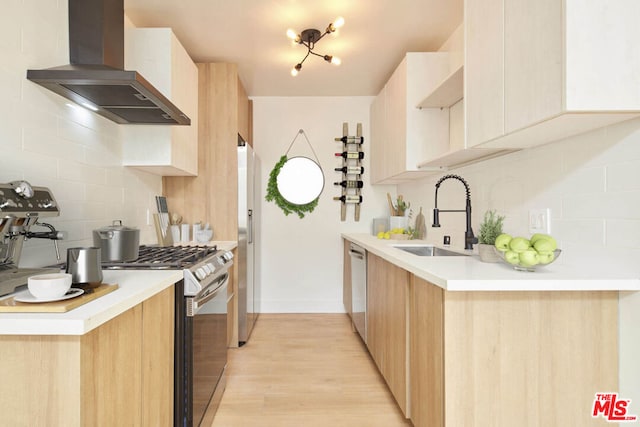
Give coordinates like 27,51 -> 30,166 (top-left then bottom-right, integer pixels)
287,16 -> 345,76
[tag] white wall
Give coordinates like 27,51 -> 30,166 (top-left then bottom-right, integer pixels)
252,97 -> 395,312
0,0 -> 161,268
397,117 -> 640,407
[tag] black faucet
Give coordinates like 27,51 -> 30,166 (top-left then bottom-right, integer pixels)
432,174 -> 478,250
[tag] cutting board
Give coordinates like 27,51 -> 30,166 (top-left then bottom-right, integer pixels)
0,283 -> 119,313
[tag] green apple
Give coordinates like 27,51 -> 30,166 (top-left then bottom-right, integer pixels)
537,251 -> 555,264
509,237 -> 531,253
519,249 -> 540,267
504,250 -> 520,265
494,233 -> 512,252
533,236 -> 557,252
530,233 -> 549,244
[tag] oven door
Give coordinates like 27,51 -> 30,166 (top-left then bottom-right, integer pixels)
179,272 -> 229,427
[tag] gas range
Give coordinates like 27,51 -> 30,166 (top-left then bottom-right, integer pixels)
101,245 -> 233,297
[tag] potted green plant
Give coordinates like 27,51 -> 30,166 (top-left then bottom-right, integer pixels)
477,209 -> 505,262
388,193 -> 411,231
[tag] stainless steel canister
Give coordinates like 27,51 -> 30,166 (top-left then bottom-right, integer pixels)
65,247 -> 103,285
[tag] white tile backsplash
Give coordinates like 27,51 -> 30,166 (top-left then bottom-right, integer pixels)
0,1 -> 22,54
606,219 -> 640,248
0,0 -> 162,267
607,161 -> 640,192
398,116 -> 640,276
557,166 -> 606,195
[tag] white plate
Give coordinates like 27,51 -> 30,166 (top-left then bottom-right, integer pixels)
14,288 -> 84,303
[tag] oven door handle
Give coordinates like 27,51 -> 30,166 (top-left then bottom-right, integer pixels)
188,273 -> 229,317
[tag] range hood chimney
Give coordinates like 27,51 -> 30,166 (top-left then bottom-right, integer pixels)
26,0 -> 190,125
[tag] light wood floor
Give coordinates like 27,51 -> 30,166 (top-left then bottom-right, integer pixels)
209,314 -> 412,427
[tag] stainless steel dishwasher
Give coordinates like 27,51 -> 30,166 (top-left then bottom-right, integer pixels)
349,242 -> 367,343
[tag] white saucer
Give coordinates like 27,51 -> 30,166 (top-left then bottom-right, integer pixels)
14,288 -> 84,303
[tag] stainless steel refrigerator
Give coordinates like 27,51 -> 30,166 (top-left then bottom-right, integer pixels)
238,137 -> 257,345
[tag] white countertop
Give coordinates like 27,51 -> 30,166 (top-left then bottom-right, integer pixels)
0,270 -> 183,336
342,233 -> 640,292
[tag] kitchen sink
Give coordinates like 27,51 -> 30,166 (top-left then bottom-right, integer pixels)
392,245 -> 469,257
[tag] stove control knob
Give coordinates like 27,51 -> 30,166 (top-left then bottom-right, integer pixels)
205,263 -> 215,274
0,199 -> 17,209
195,268 -> 207,280
42,199 -> 56,209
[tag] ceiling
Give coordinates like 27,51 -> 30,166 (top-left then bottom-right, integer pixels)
124,0 -> 463,97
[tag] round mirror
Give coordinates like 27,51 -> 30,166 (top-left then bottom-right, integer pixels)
276,156 -> 325,205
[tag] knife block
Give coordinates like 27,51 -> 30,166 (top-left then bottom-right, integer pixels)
153,214 -> 174,247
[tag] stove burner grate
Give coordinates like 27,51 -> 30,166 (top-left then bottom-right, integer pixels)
101,245 -> 218,270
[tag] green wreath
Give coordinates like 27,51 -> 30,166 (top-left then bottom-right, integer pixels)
265,155 -> 319,218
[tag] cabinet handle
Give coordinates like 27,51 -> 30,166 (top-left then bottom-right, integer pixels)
349,249 -> 365,260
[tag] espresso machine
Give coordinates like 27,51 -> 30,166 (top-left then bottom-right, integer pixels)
0,180 -> 65,297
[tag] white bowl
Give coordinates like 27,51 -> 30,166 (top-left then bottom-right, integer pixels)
27,273 -> 72,299
195,229 -> 213,243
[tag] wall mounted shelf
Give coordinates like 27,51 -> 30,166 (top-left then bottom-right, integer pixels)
416,65 -> 463,109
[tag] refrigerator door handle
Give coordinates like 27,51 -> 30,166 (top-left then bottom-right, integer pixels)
248,209 -> 253,244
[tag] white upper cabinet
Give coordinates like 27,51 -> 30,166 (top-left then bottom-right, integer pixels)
123,28 -> 199,176
469,0 -> 640,150
414,24 -> 514,170
370,53 -> 450,184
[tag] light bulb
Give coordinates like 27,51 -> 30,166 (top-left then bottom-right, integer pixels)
286,29 -> 297,40
291,67 -> 299,77
333,16 -> 345,29
80,101 -> 99,111
331,56 -> 342,66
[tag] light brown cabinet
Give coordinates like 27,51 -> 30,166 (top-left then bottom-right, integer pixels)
343,236 -> 621,426
0,286 -> 175,426
366,253 -> 409,416
163,63 -> 249,240
237,78 -> 251,143
410,276 -> 619,427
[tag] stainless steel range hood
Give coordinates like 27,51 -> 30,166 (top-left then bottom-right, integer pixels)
26,0 -> 190,125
